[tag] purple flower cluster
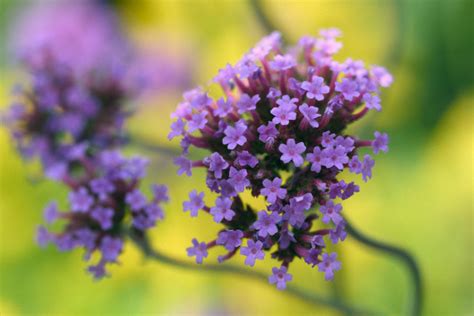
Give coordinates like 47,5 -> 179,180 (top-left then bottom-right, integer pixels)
171,29 -> 392,289
38,150 -> 168,279
10,1 -> 192,92
2,3 -> 136,180
3,1 -> 194,181
4,58 -> 131,181
3,2 -> 172,279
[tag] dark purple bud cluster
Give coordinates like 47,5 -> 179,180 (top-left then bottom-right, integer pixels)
170,29 -> 392,289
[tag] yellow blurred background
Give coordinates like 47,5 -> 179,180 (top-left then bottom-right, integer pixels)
0,0 -> 472,315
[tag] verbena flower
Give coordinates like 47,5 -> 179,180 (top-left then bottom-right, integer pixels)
3,4 -> 134,180
10,1 -> 192,91
37,150 -> 168,279
3,2 -> 171,279
170,28 -> 392,289
3,1 -> 193,181
3,56 -> 131,181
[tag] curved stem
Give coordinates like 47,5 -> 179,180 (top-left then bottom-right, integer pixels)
129,230 -> 374,315
344,219 -> 423,316
249,0 -> 285,41
126,134 -> 181,157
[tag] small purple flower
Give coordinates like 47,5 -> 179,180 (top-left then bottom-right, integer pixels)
237,93 -> 260,114
304,248 -> 322,267
269,54 -> 296,71
329,223 -> 347,244
371,66 -> 393,87
37,226 -> 51,247
372,131 -> 389,154
55,234 -> 75,251
269,266 -> 293,290
318,252 -> 342,280
283,204 -> 305,227
319,28 -> 342,38
306,146 -> 324,172
260,177 -> 287,204
322,146 -> 349,170
151,184 -> 169,202
214,63 -> 235,84
214,97 -> 234,118
43,201 -> 59,224
91,206 -> 114,230
223,120 -> 247,150
236,151 -> 258,168
236,57 -> 259,79
168,119 -> 186,140
100,236 -> 123,262
334,136 -> 355,153
183,190 -> 205,217
279,139 -> 306,167
267,87 -> 281,99
341,182 -> 359,200
348,155 -> 362,174
88,263 -> 107,279
335,78 -> 359,101
361,154 -> 375,182
188,112 -> 208,133
329,181 -> 345,199
125,189 -> 147,212
228,167 -> 250,193
240,239 -> 265,266
363,93 -> 381,112
289,193 -> 313,212
311,235 -> 325,248
301,76 -> 329,101
320,201 -> 343,226
69,187 -> 94,213
257,122 -> 278,144
187,238 -> 208,264
271,95 -> 298,125
123,156 -> 149,179
217,229 -> 243,251
251,32 -> 281,60
299,103 -> 321,128
321,131 -> 336,148
90,177 -> 114,200
254,211 -> 280,237
207,152 -> 229,179
174,156 -> 192,176
288,77 -> 304,94
210,196 -> 235,223
75,227 -> 97,251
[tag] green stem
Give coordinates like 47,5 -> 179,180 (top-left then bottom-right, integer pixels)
249,0 -> 285,41
126,134 -> 181,157
129,231 -> 374,315
344,219 -> 423,316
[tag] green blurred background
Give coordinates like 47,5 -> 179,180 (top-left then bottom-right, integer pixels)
0,0 -> 472,315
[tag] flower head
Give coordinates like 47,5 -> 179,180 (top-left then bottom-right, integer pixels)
37,151 -> 168,279
171,29 -> 391,288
